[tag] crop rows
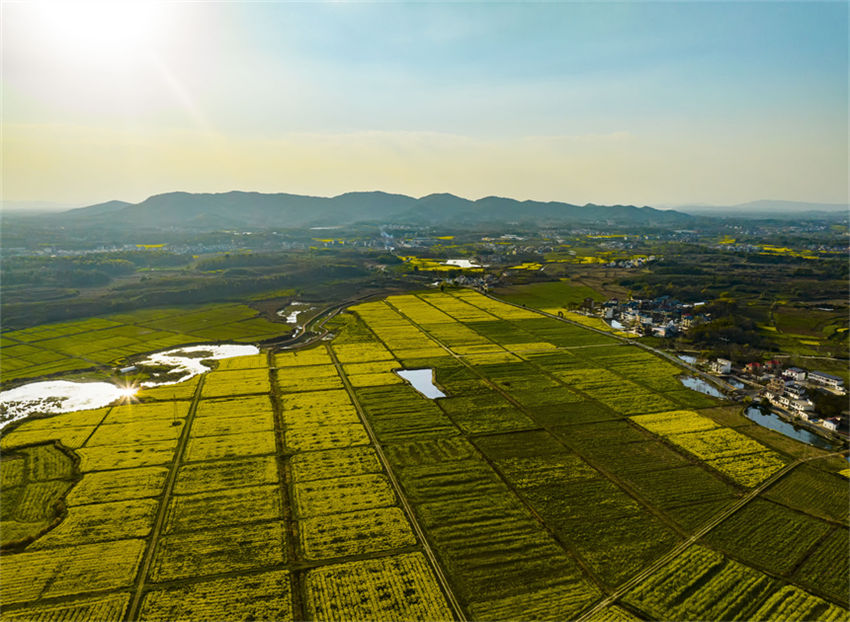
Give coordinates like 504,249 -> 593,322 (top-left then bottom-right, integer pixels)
475,430 -> 681,586
764,466 -> 850,523
623,545 -> 778,620
140,570 -> 293,621
304,553 -> 453,621
703,499 -> 833,575
793,527 -> 850,604
280,388 -> 369,452
1,443 -> 78,548
750,585 -> 849,622
3,592 -> 131,622
275,344 -> 454,618
629,411 -> 787,487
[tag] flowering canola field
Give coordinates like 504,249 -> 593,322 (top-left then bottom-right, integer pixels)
0,291 -> 846,621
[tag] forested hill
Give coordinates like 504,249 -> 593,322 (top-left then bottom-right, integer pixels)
57,190 -> 692,230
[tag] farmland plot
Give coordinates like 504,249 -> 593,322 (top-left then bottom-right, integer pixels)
1,443 -> 78,548
28,498 -> 158,549
163,484 -> 282,533
173,455 -> 278,495
1,539 -> 145,605
2,290 -> 846,622
703,499 -> 834,576
764,466 -> 850,523
623,545 -> 778,620
290,445 -> 382,483
201,367 -> 270,397
305,553 -> 453,621
300,506 -> 416,559
140,570 -> 294,622
793,527 -> 850,604
3,593 -> 131,622
1,302 -> 287,382
150,521 -> 287,582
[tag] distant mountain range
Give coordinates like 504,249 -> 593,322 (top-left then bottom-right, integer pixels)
50,191 -> 693,230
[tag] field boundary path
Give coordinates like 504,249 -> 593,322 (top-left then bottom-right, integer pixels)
124,375 -> 207,621
388,294 -> 677,591
328,345 -> 468,622
574,450 -> 848,621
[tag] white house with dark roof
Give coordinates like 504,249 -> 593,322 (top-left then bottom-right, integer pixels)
809,371 -> 845,391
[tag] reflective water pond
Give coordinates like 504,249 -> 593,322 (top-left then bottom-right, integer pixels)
679,375 -> 725,398
136,344 -> 259,386
0,381 -> 136,428
0,343 -> 259,428
444,259 -> 480,268
396,369 -> 446,399
677,354 -> 697,365
744,406 -> 835,450
277,301 -> 315,325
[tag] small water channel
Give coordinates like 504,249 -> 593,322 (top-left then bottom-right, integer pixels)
0,344 -> 259,429
744,406 -> 836,450
276,301 -> 315,325
679,375 -> 725,398
396,369 -> 446,399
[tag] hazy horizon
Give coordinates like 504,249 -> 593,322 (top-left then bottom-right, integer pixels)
2,190 -> 848,216
3,2 -> 848,208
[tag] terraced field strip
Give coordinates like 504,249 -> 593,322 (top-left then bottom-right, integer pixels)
125,376 -> 206,620
573,452 -> 845,621
327,345 -> 467,622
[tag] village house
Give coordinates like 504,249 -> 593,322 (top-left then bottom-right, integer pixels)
711,358 -> 732,374
782,367 -> 807,382
808,371 -> 845,391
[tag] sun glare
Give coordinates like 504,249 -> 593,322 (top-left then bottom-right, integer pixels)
116,383 -> 139,401
31,1 -> 164,66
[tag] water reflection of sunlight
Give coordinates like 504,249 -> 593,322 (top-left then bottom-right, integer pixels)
116,382 -> 139,402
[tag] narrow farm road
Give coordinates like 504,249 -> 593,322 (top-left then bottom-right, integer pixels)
328,345 -> 468,622
125,376 -> 206,621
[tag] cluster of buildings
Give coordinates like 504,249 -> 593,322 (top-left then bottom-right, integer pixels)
580,296 -> 707,337
604,255 -> 657,269
709,358 -> 847,434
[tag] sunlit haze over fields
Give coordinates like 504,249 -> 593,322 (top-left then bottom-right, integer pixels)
2,1 -> 847,207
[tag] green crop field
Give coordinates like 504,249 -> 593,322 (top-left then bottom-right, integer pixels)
0,302 -> 289,383
0,290 -> 846,621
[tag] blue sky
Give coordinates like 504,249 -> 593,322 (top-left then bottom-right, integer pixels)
2,1 -> 847,206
